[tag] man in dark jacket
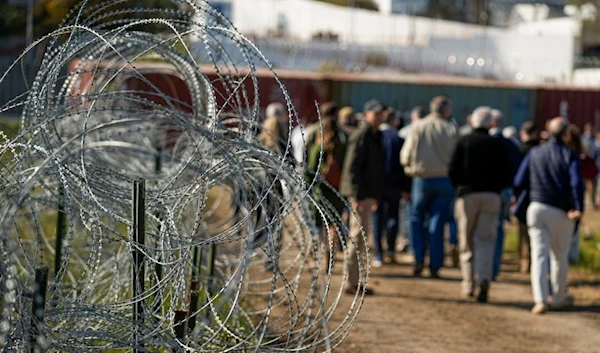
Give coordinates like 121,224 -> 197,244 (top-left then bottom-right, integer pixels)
340,99 -> 386,295
514,116 -> 584,314
489,109 -> 521,280
449,107 -> 513,303
372,108 -> 411,267
516,122 -> 540,273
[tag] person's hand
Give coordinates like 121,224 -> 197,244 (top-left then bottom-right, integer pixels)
567,210 -> 582,221
371,201 -> 378,212
357,200 -> 366,210
403,192 -> 412,201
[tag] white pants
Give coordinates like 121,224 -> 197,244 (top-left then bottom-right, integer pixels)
527,202 -> 575,304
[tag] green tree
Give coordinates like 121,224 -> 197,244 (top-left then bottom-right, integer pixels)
0,3 -> 28,37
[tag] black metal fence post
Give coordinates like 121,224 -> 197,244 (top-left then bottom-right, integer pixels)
132,179 -> 146,353
54,188 -> 66,279
30,267 -> 48,353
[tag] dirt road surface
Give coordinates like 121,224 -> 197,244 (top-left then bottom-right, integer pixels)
331,254 -> 600,353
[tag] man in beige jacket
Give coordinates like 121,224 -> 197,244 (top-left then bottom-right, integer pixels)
400,96 -> 459,278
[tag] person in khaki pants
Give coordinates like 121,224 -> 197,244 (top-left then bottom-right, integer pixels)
339,99 -> 386,295
448,107 -> 513,303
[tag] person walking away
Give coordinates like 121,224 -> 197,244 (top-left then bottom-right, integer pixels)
257,103 -> 288,271
489,109 -> 521,280
582,123 -> 598,208
459,115 -> 473,136
582,123 -> 596,158
565,125 -> 598,264
339,99 -> 386,295
372,108 -> 411,267
398,106 -> 427,254
305,102 -> 348,272
449,107 -> 513,302
447,116 -> 461,268
515,122 -> 540,273
593,132 -> 600,209
503,126 -> 520,146
338,106 -> 357,136
514,116 -> 584,314
291,116 -> 310,166
260,103 -> 287,154
399,106 -> 426,139
400,96 -> 458,278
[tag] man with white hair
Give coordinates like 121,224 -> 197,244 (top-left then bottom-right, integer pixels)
449,107 -> 513,302
514,116 -> 584,314
489,109 -> 521,280
502,126 -> 520,146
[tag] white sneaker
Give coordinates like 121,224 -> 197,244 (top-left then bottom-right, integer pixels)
531,303 -> 548,315
372,259 -> 383,268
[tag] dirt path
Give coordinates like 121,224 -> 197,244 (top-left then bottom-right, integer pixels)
331,253 -> 600,353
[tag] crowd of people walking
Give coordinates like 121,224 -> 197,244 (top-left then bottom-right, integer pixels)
261,94 -> 600,314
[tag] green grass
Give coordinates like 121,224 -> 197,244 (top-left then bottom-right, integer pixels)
504,225 -> 600,273
0,117 -> 19,140
578,234 -> 600,273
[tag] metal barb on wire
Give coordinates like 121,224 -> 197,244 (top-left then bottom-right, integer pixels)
0,1 -> 370,351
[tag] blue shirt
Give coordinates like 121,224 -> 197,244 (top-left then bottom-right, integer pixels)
514,139 -> 584,213
381,128 -> 411,193
492,132 -> 521,178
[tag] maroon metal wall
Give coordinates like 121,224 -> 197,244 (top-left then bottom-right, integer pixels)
126,73 -> 194,113
206,69 -> 331,124
536,88 -> 600,130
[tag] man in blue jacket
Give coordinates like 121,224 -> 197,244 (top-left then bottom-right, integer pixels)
373,109 -> 411,267
514,116 -> 584,314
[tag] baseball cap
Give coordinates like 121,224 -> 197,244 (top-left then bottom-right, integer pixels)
364,99 -> 384,113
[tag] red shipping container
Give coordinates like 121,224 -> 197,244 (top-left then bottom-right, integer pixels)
536,88 -> 600,131
205,67 -> 330,126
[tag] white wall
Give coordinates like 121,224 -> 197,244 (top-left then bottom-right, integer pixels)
510,17 -> 581,37
231,0 -> 492,45
573,68 -> 600,86
429,33 -> 575,83
225,0 -> 581,83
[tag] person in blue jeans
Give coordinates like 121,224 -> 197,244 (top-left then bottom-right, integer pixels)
372,110 -> 412,267
400,96 -> 459,278
493,187 -> 513,279
448,201 -> 459,268
409,178 -> 455,277
489,109 -> 521,280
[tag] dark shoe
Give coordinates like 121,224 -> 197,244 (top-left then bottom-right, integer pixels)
384,252 -> 398,265
477,280 -> 490,303
430,269 -> 440,279
344,285 -> 375,296
413,263 -> 424,277
550,295 -> 574,311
